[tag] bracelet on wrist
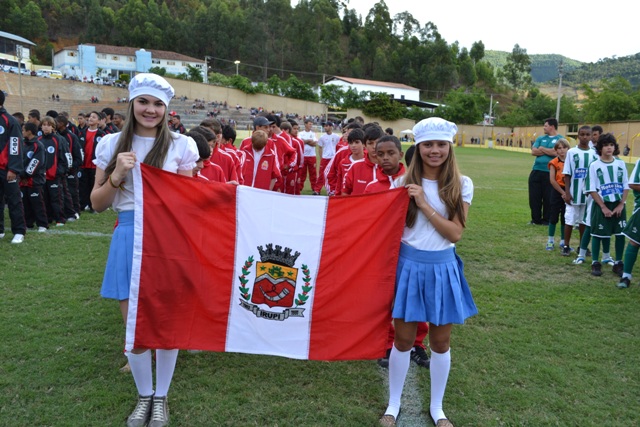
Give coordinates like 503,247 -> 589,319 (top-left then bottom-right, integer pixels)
108,174 -> 125,190
428,210 -> 436,220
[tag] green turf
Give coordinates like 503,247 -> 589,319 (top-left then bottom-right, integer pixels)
1,147 -> 638,426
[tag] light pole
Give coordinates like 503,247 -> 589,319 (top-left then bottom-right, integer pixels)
556,60 -> 563,122
234,60 -> 240,75
16,44 -> 24,112
204,56 -> 210,84
482,94 -> 497,145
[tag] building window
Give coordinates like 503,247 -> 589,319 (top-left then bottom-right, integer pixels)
195,64 -> 202,68
97,54 -> 106,59
67,51 -> 76,57
112,56 -> 119,61
128,57 -> 135,62
152,59 -> 161,64
167,61 -> 175,65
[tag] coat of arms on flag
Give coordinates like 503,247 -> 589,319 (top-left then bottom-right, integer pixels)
238,244 -> 312,320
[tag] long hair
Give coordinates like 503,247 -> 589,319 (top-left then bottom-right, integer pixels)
102,100 -> 174,181
404,142 -> 466,228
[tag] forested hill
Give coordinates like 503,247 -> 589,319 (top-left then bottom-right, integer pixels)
484,50 -> 640,86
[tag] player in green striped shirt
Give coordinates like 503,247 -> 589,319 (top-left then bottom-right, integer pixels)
585,133 -> 629,277
617,159 -> 640,288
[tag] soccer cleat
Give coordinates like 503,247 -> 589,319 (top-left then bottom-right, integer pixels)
74,213 -> 80,220
602,257 -> 614,265
37,227 -> 47,233
410,346 -> 430,368
545,242 -> 554,251
149,396 -> 169,427
612,261 -> 624,277
127,395 -> 153,427
561,245 -> 572,256
617,277 -> 631,289
573,256 -> 586,265
591,262 -> 603,277
377,348 -> 391,369
11,234 -> 24,244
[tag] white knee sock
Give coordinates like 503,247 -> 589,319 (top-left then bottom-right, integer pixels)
127,350 -> 154,397
385,345 -> 411,418
155,349 -> 179,397
430,349 -> 451,423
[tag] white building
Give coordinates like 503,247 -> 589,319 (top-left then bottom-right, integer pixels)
53,43 -> 205,81
324,76 -> 420,102
0,31 -> 36,72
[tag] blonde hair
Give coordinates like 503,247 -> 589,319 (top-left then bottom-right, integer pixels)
252,130 -> 268,146
404,142 -> 466,228
555,138 -> 570,150
102,100 -> 175,181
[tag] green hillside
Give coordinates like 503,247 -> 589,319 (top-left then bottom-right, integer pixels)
483,51 -> 583,83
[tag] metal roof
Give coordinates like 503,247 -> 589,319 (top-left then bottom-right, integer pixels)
0,31 -> 36,46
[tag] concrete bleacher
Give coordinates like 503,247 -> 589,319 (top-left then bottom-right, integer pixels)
0,72 -> 255,129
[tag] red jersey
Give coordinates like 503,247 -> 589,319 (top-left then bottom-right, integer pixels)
200,160 -> 227,183
342,155 -> 377,196
82,128 -> 101,169
240,145 -> 281,190
270,133 -> 297,172
211,145 -> 238,182
222,142 -> 244,184
364,163 -> 406,194
324,146 -> 351,195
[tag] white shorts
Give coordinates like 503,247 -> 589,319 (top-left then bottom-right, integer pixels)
565,204 -> 586,226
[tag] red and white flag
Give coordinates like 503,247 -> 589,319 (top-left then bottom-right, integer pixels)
126,164 -> 409,360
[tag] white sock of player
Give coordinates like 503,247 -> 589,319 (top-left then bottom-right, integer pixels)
603,252 -> 611,260
579,248 -> 587,257
155,349 -> 179,397
548,237 -> 554,244
127,350 -> 154,396
430,349 -> 451,423
385,345 -> 410,418
560,240 -> 565,247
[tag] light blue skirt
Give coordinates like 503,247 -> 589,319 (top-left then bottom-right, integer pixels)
100,210 -> 134,300
392,243 -> 478,325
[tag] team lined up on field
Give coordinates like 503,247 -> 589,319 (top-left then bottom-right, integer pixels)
537,121 -> 640,289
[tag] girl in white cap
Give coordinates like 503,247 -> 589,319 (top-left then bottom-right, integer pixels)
91,73 -> 199,427
380,117 -> 477,427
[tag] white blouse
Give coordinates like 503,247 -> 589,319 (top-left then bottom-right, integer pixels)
394,176 -> 474,251
94,132 -> 198,212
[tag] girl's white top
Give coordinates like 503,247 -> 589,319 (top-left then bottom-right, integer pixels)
393,176 -> 474,251
94,132 -> 199,212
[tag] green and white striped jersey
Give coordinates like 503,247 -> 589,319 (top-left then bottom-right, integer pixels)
563,146 -> 598,205
585,158 -> 629,202
628,159 -> 640,210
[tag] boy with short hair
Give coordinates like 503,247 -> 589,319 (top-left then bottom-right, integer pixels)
617,158 -> 640,288
546,139 -> 570,251
585,133 -> 629,276
342,125 -> 383,195
240,130 -> 281,190
39,116 -> 70,225
563,126 -> 597,257
20,122 -> 48,232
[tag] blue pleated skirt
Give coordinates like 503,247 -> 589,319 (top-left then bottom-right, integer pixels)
100,210 -> 134,300
392,243 -> 478,325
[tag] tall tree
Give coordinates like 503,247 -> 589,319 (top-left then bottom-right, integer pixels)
498,44 -> 532,90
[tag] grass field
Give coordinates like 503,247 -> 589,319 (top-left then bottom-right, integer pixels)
1,147 -> 639,426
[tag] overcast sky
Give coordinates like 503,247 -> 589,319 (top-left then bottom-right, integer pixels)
333,0 -> 638,63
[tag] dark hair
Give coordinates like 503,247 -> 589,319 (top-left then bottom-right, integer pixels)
0,90 -> 5,105
186,131 -> 211,160
114,113 -> 126,120
595,133 -> 619,156
592,125 -> 604,134
364,125 -> 384,142
347,128 -> 365,143
578,125 -> 591,133
376,135 -> 402,152
404,145 -> 416,165
288,119 -> 298,127
190,125 -> 216,142
304,119 -> 313,124
173,114 -> 181,120
222,125 -> 236,142
385,127 -> 394,135
101,107 -> 114,119
200,118 -> 221,134
545,118 -> 558,129
345,122 -> 362,131
266,114 -> 280,127
55,114 -> 68,126
28,109 -> 41,121
23,122 -> 38,135
12,112 -> 24,122
46,110 -> 58,118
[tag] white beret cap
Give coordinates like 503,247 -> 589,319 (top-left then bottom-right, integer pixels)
413,117 -> 458,143
128,73 -> 174,106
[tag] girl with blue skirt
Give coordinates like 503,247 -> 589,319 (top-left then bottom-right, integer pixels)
91,74 -> 198,427
380,118 -> 477,427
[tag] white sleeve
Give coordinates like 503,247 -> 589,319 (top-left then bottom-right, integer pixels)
92,133 -> 118,170
177,136 -> 199,171
461,175 -> 474,205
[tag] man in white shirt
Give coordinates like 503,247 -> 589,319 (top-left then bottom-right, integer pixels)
316,122 -> 340,194
298,119 -> 320,194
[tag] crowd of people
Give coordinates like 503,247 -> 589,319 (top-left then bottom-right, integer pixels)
1,74 -> 477,427
528,118 -> 639,288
